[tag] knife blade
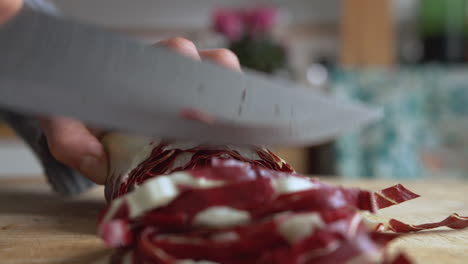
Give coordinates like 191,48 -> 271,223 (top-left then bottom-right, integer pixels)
0,7 -> 382,147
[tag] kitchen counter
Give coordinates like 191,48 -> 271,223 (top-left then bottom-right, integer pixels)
0,177 -> 467,263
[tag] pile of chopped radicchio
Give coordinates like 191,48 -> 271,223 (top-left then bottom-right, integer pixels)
98,133 -> 468,264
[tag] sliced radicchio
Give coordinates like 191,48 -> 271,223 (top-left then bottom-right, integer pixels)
99,134 -> 468,264
388,213 -> 468,233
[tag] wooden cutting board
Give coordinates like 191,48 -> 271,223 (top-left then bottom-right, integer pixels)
0,177 -> 467,264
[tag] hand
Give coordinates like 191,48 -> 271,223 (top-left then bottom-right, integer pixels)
0,0 -> 21,24
40,38 -> 241,185
0,1 -> 241,184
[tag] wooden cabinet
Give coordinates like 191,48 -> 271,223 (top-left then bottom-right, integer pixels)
273,147 -> 309,174
340,0 -> 396,67
0,122 -> 16,139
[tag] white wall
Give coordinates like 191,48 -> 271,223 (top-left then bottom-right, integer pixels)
0,140 -> 42,177
50,0 -> 340,29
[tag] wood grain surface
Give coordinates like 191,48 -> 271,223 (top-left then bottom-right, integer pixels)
0,177 -> 467,264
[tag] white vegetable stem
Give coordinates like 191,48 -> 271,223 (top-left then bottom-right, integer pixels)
102,132 -> 156,201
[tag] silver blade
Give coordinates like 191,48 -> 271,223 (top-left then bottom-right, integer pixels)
0,7 -> 382,147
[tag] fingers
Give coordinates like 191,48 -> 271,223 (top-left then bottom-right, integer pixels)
0,0 -> 22,24
157,37 -> 201,60
199,49 -> 241,71
40,117 -> 108,184
156,37 -> 241,71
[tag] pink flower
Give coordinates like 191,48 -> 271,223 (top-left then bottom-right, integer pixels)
242,6 -> 278,35
213,9 -> 244,41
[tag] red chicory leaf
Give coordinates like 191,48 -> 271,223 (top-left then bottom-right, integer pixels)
388,213 -> 468,233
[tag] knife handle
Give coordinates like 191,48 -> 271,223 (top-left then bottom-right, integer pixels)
0,110 -> 95,196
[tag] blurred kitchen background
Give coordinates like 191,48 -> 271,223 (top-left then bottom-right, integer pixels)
1,0 -> 468,180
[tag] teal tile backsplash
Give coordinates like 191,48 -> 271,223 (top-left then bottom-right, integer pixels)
331,66 -> 468,179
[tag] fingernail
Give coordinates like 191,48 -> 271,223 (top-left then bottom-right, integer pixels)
79,155 -> 107,185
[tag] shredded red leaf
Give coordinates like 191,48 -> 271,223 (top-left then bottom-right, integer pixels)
388,213 -> 468,233
107,143 -> 293,201
99,219 -> 133,248
386,254 -> 412,264
99,141 -> 467,264
374,184 -> 420,210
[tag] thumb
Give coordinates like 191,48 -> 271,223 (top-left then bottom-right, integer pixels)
0,0 -> 22,24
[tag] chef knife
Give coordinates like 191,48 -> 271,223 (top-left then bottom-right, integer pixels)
0,6 -> 382,147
